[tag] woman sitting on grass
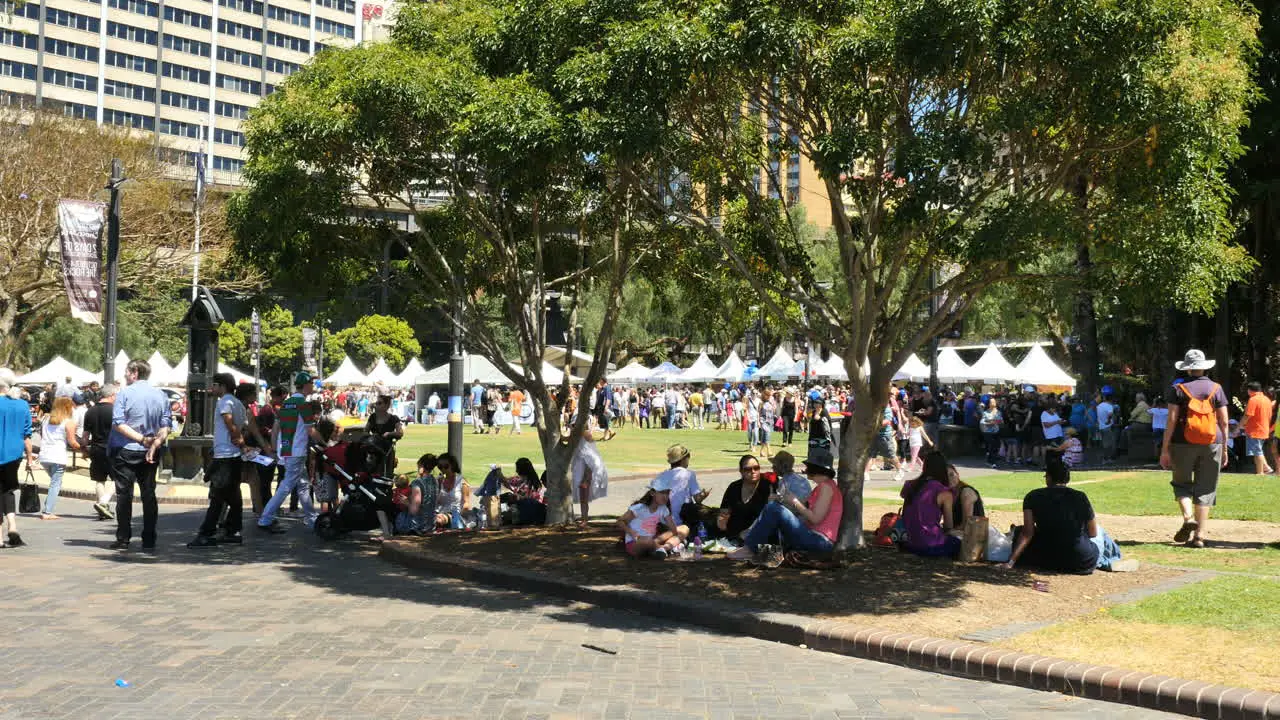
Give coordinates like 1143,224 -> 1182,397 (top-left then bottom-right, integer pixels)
714,454 -> 770,542
395,453 -> 439,536
1001,459 -> 1137,573
617,476 -> 684,559
726,447 -> 843,559
944,463 -> 985,535
434,452 -> 470,530
502,456 -> 547,526
898,451 -> 960,558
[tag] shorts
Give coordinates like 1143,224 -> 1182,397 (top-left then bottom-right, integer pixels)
314,473 -> 340,503
1031,426 -> 1045,446
624,537 -> 652,556
1170,443 -> 1222,506
1246,438 -> 1265,457
1042,435 -> 1065,449
0,458 -> 18,493
596,411 -> 611,430
872,434 -> 895,459
89,448 -> 110,483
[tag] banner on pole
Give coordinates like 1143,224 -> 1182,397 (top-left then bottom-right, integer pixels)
301,326 -> 318,369
250,309 -> 261,351
57,199 -> 106,325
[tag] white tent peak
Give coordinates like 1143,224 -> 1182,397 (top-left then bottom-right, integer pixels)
968,344 -> 1019,384
715,352 -> 747,382
757,346 -> 796,380
933,347 -> 973,384
1015,345 -> 1077,388
607,360 -> 651,383
16,356 -> 97,386
646,361 -> 684,384
892,354 -> 930,382
364,358 -> 398,386
325,356 -> 368,387
394,357 -> 427,387
677,352 -> 719,384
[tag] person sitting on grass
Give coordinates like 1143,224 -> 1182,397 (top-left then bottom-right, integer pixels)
944,463 -> 985,536
395,453 -> 439,536
714,454 -> 770,542
1059,427 -> 1085,468
769,450 -> 811,503
898,451 -> 960,558
434,452 -> 470,530
617,475 -> 684,559
1001,459 -> 1137,573
503,456 -> 547,526
726,447 -> 843,559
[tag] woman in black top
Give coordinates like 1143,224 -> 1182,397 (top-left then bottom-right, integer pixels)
780,391 -> 797,446
944,463 -> 985,533
715,454 -> 770,541
367,395 -> 404,475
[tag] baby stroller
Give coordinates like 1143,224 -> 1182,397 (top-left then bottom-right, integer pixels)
312,431 -> 397,541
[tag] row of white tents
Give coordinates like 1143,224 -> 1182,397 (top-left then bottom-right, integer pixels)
601,344 -> 1076,388
13,351 -> 257,389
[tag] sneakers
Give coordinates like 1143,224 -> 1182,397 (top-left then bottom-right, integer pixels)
217,533 -> 243,545
893,468 -> 905,482
92,503 -> 109,520
7,532 -> 24,548
1185,538 -> 1206,549
108,540 -> 129,551
652,548 -> 670,560
1174,520 -> 1198,543
186,535 -> 219,549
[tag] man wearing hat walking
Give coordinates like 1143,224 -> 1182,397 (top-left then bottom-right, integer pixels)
257,371 -> 320,533
1159,349 -> 1229,548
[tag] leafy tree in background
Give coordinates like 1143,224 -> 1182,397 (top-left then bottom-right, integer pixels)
218,305 -> 302,385
331,315 -> 421,371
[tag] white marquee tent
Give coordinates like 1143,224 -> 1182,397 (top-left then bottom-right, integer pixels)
646,361 -> 684,385
892,353 -> 931,382
15,356 -> 97,385
364,358 -> 399,387
415,354 -> 582,387
967,344 -> 1020,385
813,354 -> 850,380
714,352 -> 747,382
325,356 -> 368,387
146,351 -> 173,383
677,352 -> 720,384
394,357 -> 427,388
96,350 -> 131,384
934,348 -> 973,384
156,356 -> 253,387
608,360 -> 652,383
1015,344 -> 1078,388
757,346 -> 797,380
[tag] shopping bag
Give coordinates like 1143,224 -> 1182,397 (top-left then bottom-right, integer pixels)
18,465 -> 40,514
959,515 -> 989,563
985,524 -> 1013,563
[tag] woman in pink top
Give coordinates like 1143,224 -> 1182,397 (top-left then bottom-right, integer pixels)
899,451 -> 959,557
727,447 -> 843,557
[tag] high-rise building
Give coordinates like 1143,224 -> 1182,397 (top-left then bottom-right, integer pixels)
0,0 -> 396,184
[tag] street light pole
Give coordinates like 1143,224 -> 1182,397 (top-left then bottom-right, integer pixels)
447,296 -> 464,463
102,159 -> 123,386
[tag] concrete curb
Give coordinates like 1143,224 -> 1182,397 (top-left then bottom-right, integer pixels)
379,541 -> 1280,720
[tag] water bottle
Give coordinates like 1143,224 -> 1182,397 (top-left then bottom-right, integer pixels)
696,521 -> 708,542
693,535 -> 703,560
478,504 -> 488,530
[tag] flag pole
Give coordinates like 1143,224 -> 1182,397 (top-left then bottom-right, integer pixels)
192,126 -> 206,301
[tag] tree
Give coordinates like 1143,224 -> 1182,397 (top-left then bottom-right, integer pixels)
0,109 -> 258,368
331,315 -> 421,371
25,294 -> 188,372
229,1 -> 684,522
219,305 -> 302,385
521,0 -> 1257,547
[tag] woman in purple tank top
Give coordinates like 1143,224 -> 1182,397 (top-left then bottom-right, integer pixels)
899,451 -> 960,558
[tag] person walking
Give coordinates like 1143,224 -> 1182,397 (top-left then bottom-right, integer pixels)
109,360 -> 171,551
188,373 -> 248,548
37,396 -> 81,520
1244,381 -> 1275,475
81,383 -> 117,520
0,373 -> 34,548
257,371 -> 320,534
1159,349 -> 1229,548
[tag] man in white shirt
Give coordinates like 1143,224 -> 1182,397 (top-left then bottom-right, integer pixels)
188,373 -> 246,548
1096,393 -> 1117,463
652,444 -> 708,535
426,391 -> 441,425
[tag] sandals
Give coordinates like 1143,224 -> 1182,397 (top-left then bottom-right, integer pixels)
1174,520 -> 1198,543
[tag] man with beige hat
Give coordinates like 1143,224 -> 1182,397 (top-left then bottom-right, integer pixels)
1159,349 -> 1229,548
652,444 -> 709,535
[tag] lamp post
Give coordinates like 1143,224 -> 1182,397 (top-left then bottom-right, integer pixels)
447,297 -> 464,462
102,159 -> 124,386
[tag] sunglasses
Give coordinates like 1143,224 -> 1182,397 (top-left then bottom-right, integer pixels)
741,465 -> 761,471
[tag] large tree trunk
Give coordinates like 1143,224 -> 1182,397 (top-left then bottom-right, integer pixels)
833,355 -> 887,551
1071,242 -> 1102,398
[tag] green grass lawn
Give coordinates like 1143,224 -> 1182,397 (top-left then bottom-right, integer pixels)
1109,576 -> 1280,631
966,470 -> 1280,523
390,422 -> 807,477
1120,543 -> 1280,576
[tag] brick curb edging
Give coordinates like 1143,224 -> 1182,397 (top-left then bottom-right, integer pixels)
28,485 -> 210,506
379,541 -> 1280,719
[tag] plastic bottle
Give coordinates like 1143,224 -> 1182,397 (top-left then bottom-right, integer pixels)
696,521 -> 708,542
693,535 -> 703,560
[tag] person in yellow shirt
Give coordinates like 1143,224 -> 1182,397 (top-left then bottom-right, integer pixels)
689,390 -> 705,430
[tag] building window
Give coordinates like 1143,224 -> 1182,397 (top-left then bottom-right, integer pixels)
43,67 -> 98,92
103,77 -> 155,102
216,73 -> 260,95
215,100 -> 250,119
2,1 -> 41,19
162,61 -> 210,85
161,89 -> 209,113
217,18 -> 261,41
218,0 -> 263,15
106,50 -> 157,74
0,28 -> 37,51
45,7 -> 101,32
160,118 -> 202,138
103,108 -> 155,130
314,16 -> 353,39
213,156 -> 244,173
267,5 -> 308,27
163,6 -> 211,30
62,102 -> 96,120
159,148 -> 202,167
315,0 -> 354,13
266,31 -> 308,53
44,37 -> 99,62
0,59 -> 37,81
162,33 -> 210,57
216,46 -> 263,69
106,0 -> 158,18
265,57 -> 300,76
214,127 -> 244,146
107,21 -> 158,45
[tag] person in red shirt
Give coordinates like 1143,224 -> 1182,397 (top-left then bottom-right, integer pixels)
1244,382 -> 1275,476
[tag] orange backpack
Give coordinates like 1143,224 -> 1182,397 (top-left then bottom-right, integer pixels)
1177,382 -> 1221,445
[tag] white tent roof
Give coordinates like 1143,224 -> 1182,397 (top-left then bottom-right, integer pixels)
893,353 -> 931,382
415,354 -> 581,387
146,351 -> 173,382
96,350 -> 131,384
715,352 -> 747,382
934,347 -> 973,384
677,352 -> 719,384
813,354 -> 850,380
608,360 -> 651,383
646,361 -> 684,384
758,346 -> 797,380
325,356 -> 368,387
1015,344 -> 1077,388
393,357 -> 426,387
539,361 -> 583,386
364,358 -> 399,386
16,356 -> 97,385
218,363 -> 254,385
160,354 -> 189,387
968,344 -> 1020,384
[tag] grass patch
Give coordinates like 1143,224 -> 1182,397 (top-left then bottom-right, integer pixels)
1122,543 -> 1280,576
389,423 -> 796,476
971,470 -> 1280,523
1108,576 -> 1280,631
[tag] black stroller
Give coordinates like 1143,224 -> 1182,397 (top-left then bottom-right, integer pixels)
312,432 -> 397,541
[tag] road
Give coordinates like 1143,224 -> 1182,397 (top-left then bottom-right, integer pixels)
0,497 -> 1175,719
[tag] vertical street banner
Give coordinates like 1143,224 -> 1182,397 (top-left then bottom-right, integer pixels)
301,326 -> 318,370
250,309 -> 261,356
57,199 -> 107,325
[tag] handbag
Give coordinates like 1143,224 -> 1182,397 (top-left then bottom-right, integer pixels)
959,515 -> 989,563
18,464 -> 40,514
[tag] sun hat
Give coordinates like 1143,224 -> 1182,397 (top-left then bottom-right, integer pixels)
1174,349 -> 1216,371
666,444 -> 690,465
802,446 -> 836,477
650,475 -> 674,492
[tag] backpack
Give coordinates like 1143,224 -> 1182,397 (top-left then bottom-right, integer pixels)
873,511 -> 903,547
1178,382 -> 1221,445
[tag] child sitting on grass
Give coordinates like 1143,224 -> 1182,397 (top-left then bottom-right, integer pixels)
616,476 -> 683,559
395,453 -> 439,536
1060,427 -> 1084,468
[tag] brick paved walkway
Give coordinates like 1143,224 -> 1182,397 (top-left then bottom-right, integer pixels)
0,498 -> 1176,719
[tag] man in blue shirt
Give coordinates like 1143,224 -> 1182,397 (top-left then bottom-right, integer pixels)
470,380 -> 485,434
109,359 -> 171,551
0,374 -> 34,548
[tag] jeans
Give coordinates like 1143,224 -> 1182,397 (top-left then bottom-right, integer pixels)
747,422 -> 757,445
258,455 -> 315,528
198,457 -> 244,537
692,407 -> 704,429
447,509 -> 464,529
743,501 -> 834,553
983,432 -> 1001,464
112,448 -> 159,546
782,415 -> 795,445
41,462 -> 65,515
